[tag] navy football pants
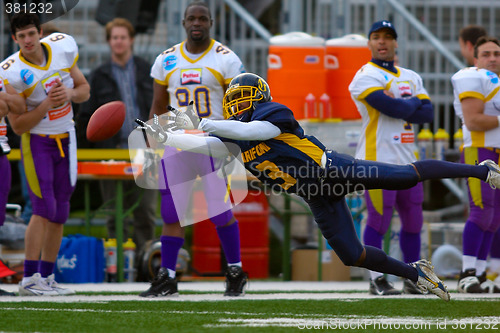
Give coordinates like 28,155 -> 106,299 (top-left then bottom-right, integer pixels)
304,151 -> 423,279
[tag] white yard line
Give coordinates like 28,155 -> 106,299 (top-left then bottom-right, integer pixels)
1,280 -> 499,302
0,280 -> 453,292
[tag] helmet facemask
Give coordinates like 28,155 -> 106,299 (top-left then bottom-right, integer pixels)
223,85 -> 263,120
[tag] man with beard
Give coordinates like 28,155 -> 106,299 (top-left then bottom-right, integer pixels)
349,20 -> 433,296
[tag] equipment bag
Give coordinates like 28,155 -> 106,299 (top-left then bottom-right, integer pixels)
54,234 -> 105,283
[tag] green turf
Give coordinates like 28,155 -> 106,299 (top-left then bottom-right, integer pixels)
1,299 -> 499,332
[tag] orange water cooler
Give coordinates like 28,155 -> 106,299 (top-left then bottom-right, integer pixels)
325,34 -> 371,119
267,32 -> 326,120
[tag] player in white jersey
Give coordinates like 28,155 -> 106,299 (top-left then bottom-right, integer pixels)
0,75 -> 27,296
139,2 -> 247,298
349,20 -> 434,296
150,37 -> 243,120
3,13 -> 89,296
451,36 -> 500,293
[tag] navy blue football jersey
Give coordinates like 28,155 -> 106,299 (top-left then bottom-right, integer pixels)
220,102 -> 326,195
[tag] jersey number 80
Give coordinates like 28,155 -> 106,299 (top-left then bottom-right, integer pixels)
175,87 -> 211,118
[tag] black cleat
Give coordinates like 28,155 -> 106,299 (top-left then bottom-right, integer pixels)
458,268 -> 484,293
0,288 -> 15,296
369,276 -> 401,296
224,266 -> 248,296
139,267 -> 178,297
403,278 -> 427,295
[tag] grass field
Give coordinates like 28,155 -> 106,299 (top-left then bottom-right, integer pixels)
1,282 -> 499,333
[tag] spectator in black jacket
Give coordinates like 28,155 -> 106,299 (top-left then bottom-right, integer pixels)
79,18 -> 156,264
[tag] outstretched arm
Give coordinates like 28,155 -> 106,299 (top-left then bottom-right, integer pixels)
167,133 -> 230,158
199,118 -> 281,140
135,117 -> 230,158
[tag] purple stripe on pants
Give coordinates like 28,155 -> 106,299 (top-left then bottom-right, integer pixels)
364,184 -> 423,263
463,147 -> 500,232
364,183 -> 424,234
462,147 -> 500,259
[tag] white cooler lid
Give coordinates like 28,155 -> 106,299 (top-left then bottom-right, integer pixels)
270,32 -> 325,46
326,34 -> 368,47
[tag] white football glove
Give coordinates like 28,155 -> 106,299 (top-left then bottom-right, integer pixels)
135,114 -> 168,143
162,101 -> 201,131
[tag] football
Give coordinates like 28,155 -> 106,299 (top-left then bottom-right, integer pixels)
86,101 -> 126,142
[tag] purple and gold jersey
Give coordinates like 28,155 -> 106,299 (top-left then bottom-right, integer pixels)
151,39 -> 244,120
0,77 -> 10,155
0,33 -> 79,135
451,67 -> 500,149
349,62 -> 429,164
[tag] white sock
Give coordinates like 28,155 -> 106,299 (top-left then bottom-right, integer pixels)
228,262 -> 242,268
489,258 -> 500,274
476,260 -> 487,276
462,255 -> 477,272
369,271 -> 383,281
167,268 -> 176,279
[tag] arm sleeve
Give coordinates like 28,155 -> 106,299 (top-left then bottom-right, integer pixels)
451,70 -> 485,101
150,54 -> 168,85
165,133 -> 230,159
224,52 -> 245,85
364,90 -> 422,119
58,34 -> 79,69
403,99 -> 434,124
199,118 -> 282,140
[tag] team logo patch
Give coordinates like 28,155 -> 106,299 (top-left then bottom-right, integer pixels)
41,72 -> 62,94
401,132 -> 414,143
486,70 -> 499,84
163,55 -> 177,70
180,68 -> 202,85
20,69 -> 34,85
258,79 -> 267,92
397,80 -> 413,97
392,132 -> 414,144
48,102 -> 71,121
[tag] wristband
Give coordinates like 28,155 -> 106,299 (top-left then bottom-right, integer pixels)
498,115 -> 500,127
